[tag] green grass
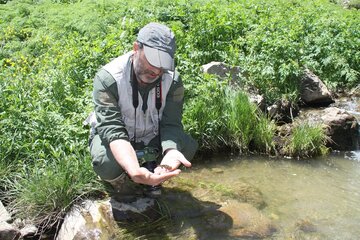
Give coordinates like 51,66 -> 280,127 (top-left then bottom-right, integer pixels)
4,152 -> 102,230
284,123 -> 329,158
226,90 -> 276,153
183,75 -> 275,154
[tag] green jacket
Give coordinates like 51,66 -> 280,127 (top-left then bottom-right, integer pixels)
93,65 -> 185,154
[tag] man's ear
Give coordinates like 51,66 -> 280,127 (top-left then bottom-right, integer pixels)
133,41 -> 139,51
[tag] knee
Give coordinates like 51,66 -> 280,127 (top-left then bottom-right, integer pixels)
90,135 -> 123,180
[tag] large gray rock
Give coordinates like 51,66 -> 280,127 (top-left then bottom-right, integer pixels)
300,69 -> 334,106
201,61 -> 241,82
56,200 -> 116,240
321,107 -> 359,150
298,107 -> 359,150
56,198 -> 159,240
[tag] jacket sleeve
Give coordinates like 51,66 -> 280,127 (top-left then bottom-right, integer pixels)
160,73 -> 185,153
93,69 -> 129,145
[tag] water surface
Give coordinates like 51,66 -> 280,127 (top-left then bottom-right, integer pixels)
176,151 -> 360,239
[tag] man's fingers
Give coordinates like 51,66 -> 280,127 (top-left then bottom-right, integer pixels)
152,169 -> 181,185
179,157 -> 192,168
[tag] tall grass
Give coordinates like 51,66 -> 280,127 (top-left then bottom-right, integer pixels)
183,74 -> 229,150
4,152 -> 102,230
184,75 -> 275,154
225,90 -> 275,153
284,123 -> 329,158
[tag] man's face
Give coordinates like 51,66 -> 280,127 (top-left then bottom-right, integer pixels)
133,44 -> 163,85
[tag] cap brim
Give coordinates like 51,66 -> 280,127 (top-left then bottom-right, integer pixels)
143,45 -> 175,71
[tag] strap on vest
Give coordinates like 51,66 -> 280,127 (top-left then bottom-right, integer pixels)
155,81 -> 162,151
131,65 -> 138,143
131,63 -> 162,148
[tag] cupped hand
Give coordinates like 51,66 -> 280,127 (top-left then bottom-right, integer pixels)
155,149 -> 191,174
130,167 -> 181,186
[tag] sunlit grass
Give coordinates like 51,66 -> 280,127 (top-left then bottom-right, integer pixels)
284,123 -> 329,158
5,154 -> 102,230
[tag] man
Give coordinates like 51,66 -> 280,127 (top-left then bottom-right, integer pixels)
89,22 -> 197,200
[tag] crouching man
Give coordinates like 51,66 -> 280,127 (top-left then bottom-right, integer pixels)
88,22 -> 197,202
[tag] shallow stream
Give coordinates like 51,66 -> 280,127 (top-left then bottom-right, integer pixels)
173,151 -> 360,239
163,97 -> 360,239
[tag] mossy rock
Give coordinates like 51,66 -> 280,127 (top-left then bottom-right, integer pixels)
164,177 -> 265,209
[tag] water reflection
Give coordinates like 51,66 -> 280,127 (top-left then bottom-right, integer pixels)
181,153 -> 360,239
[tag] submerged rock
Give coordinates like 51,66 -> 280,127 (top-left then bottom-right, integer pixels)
230,182 -> 266,209
167,177 -> 266,209
204,210 -> 233,231
220,200 -> 276,238
295,219 -> 317,233
110,197 -> 160,222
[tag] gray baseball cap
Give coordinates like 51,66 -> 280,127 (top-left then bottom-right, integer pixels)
137,22 -> 176,71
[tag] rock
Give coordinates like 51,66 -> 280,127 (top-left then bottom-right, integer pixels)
56,200 -> 117,240
0,201 -> 11,223
321,107 -> 359,150
300,69 -> 334,106
267,99 -> 299,124
20,224 -> 38,238
350,85 -> 360,97
110,197 -> 160,222
298,107 -> 359,151
295,219 -> 317,233
201,61 -> 241,82
0,221 -> 21,240
220,201 -> 276,238
349,3 -> 360,9
249,93 -> 266,112
231,182 -> 266,209
171,176 -> 266,210
161,188 -> 211,219
56,198 -> 160,240
204,210 -> 233,231
12,219 -> 38,238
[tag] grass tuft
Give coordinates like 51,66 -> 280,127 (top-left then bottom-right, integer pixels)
284,123 -> 329,158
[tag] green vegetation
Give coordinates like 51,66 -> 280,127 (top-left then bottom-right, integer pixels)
183,75 -> 275,153
284,123 -> 329,158
0,0 -> 358,236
